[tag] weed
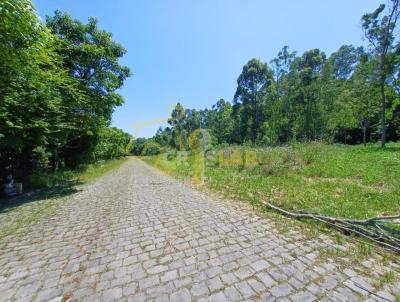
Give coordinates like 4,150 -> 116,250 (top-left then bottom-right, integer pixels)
378,271 -> 396,287
358,240 -> 372,257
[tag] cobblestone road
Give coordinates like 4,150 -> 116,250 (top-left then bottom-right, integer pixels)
0,159 -> 399,302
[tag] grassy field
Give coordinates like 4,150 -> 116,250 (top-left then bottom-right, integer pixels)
144,142 -> 400,220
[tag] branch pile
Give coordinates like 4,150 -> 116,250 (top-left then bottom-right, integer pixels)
262,201 -> 400,253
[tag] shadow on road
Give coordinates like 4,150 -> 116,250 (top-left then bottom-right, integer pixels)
0,181 -> 82,214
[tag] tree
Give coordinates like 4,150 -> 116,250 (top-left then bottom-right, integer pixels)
326,45 -> 364,80
141,140 -> 162,156
184,109 -> 202,133
362,0 -> 400,147
168,103 -> 188,150
132,138 -> 148,156
46,11 -> 131,166
291,49 -> 326,140
154,127 -> 173,147
92,127 -> 132,160
329,61 -> 380,145
0,0 -> 86,177
207,99 -> 234,144
270,46 -> 297,95
234,59 -> 274,143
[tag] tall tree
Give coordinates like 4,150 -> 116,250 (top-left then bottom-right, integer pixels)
362,0 -> 400,147
270,46 -> 297,95
154,127 -> 173,147
46,11 -> 131,166
208,99 -> 234,144
233,59 -> 274,143
291,49 -> 326,140
168,103 -> 188,150
326,45 -> 364,80
0,0 -> 84,177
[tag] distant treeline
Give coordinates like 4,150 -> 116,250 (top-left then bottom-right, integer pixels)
135,1 -> 400,155
0,0 -> 132,181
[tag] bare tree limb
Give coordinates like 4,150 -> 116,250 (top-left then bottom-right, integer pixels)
261,201 -> 400,253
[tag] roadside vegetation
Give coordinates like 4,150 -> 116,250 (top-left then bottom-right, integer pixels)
27,157 -> 129,190
144,142 -> 400,220
0,1 -> 133,193
143,142 -> 400,251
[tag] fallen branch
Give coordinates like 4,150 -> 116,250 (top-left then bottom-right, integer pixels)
261,201 -> 400,253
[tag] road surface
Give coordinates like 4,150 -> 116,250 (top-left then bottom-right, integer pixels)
0,159 -> 398,301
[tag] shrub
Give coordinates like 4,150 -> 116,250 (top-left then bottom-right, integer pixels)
141,141 -> 162,156
167,150 -> 177,161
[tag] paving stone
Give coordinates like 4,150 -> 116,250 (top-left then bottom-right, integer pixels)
271,283 -> 294,297
256,272 -> 277,288
220,272 -> 238,285
250,259 -> 270,272
191,282 -> 209,297
139,275 -> 160,290
234,266 -> 254,280
235,280 -> 256,299
208,276 -> 224,292
290,290 -> 317,301
102,287 -> 123,300
170,288 -> 191,302
210,291 -> 228,302
224,286 -> 242,301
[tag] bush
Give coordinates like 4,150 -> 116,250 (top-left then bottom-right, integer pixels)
167,150 -> 177,161
92,127 -> 132,161
141,141 -> 162,156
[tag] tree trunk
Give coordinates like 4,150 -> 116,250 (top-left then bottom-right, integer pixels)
380,58 -> 387,148
363,124 -> 367,146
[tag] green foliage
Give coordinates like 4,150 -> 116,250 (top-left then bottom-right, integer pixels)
27,157 -> 128,190
0,1 -> 131,186
207,99 -> 234,144
233,58 -> 274,143
155,3 -> 400,148
145,143 -> 400,220
154,127 -> 173,147
92,127 -> 132,161
168,103 -> 188,150
132,138 -> 148,156
141,141 -> 162,156
362,0 -> 400,146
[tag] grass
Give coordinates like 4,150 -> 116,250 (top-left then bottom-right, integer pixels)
378,271 -> 397,287
143,142 -> 400,220
78,158 -> 129,183
26,157 -> 129,189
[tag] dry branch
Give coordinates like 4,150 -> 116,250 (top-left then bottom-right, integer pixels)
261,201 -> 400,253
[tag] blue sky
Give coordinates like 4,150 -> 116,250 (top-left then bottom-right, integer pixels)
34,0 -> 382,138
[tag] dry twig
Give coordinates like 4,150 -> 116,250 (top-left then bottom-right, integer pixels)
262,201 -> 400,253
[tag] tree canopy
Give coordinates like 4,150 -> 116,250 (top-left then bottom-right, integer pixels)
0,0 -> 132,181
149,2 -> 400,151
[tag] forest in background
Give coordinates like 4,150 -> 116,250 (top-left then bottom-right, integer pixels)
0,0 -> 133,185
135,1 -> 400,155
